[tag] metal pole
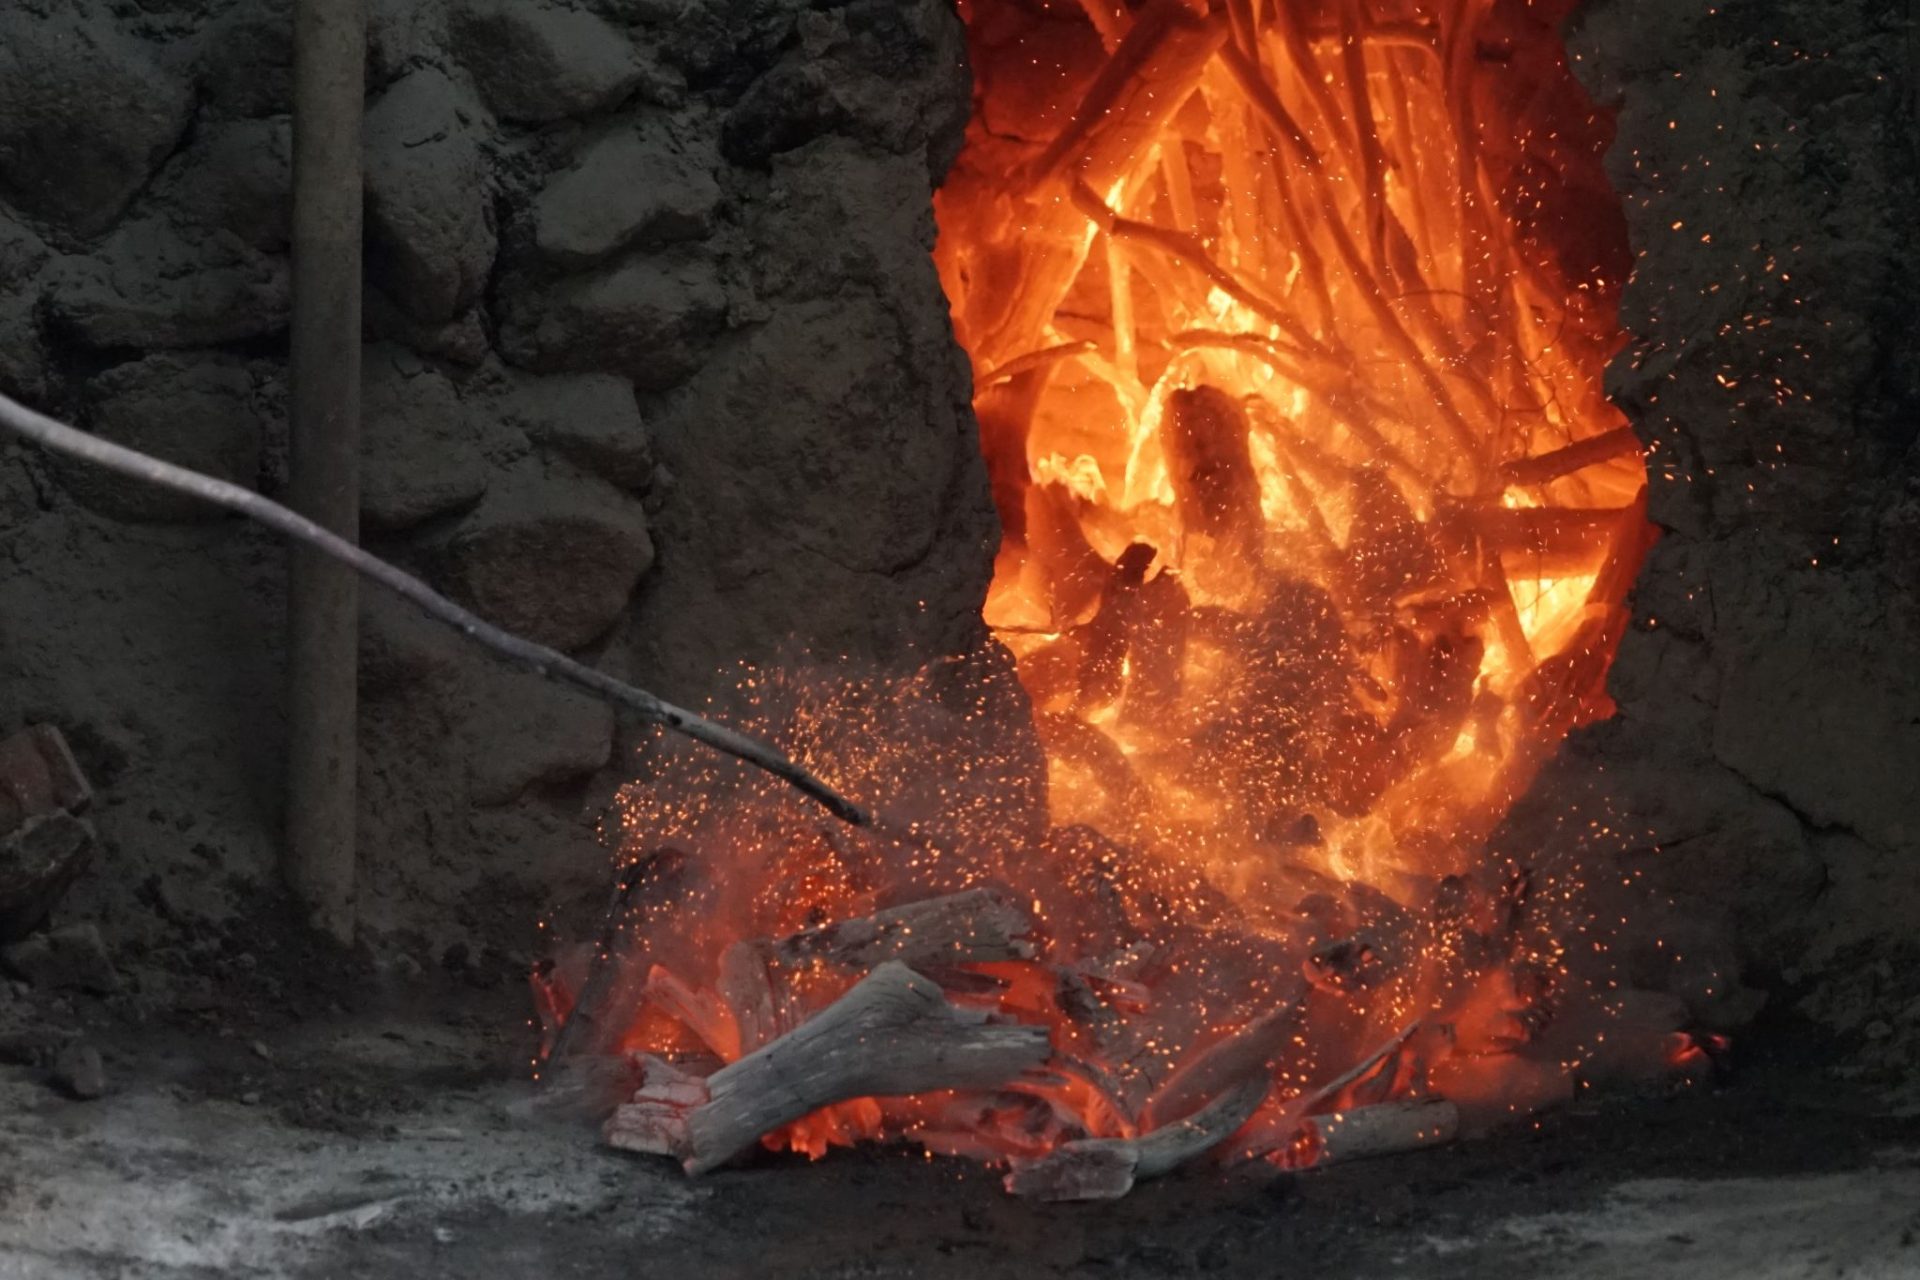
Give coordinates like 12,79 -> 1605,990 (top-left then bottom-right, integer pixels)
286,0 -> 367,943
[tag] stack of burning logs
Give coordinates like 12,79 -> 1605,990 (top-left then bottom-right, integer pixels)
535,830 -> 1708,1201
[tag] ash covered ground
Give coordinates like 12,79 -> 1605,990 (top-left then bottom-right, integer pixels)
2,924 -> 1916,1280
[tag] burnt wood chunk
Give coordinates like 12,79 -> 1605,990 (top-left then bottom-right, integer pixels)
603,962 -> 1052,1175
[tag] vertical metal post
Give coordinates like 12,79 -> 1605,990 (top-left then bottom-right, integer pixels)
286,0 -> 366,943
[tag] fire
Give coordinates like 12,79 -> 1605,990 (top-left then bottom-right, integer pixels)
936,0 -> 1652,898
542,0 -> 1670,1189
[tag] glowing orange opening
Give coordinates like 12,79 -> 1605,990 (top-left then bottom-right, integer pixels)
935,0 -> 1653,901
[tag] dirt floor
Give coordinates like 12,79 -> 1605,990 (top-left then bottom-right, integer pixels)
2,943 -> 1917,1280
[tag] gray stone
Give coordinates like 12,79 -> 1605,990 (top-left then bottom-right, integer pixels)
437,462 -> 654,651
57,355 -> 263,523
496,372 -> 653,491
449,0 -> 643,124
1711,591 -> 1920,854
359,588 -> 461,698
496,253 -> 725,391
531,116 -> 721,268
360,347 -> 490,532
53,1041 -> 106,1100
654,297 -> 960,575
722,1 -> 967,172
461,659 -> 616,805
364,69 -> 497,325
2,923 -> 120,996
46,217 -> 290,349
0,813 -> 95,943
152,117 -> 294,253
364,288 -> 492,367
368,0 -> 451,87
196,0 -> 294,118
0,10 -> 195,237
0,211 -> 48,398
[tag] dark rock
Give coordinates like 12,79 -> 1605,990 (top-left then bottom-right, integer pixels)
531,115 -> 721,268
722,1 -> 967,173
0,722 -> 92,832
0,210 -> 48,399
360,346 -> 490,532
496,372 -> 653,491
449,0 -> 643,124
46,217 -> 290,349
2,923 -> 121,995
196,0 -> 294,118
53,1041 -> 107,1100
461,657 -> 616,805
496,252 -> 725,391
654,297 -> 960,575
56,354 -> 264,523
359,588 -> 461,697
364,69 -> 498,326
0,813 -> 96,943
363,289 -> 492,367
368,0 -> 451,87
0,9 -> 195,237
151,117 -> 294,254
437,462 -> 654,651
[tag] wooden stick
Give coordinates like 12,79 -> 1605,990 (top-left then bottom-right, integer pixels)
604,962 -> 1052,1174
1003,1074 -> 1269,1201
286,0 -> 367,943
1142,977 -> 1309,1129
0,390 -> 869,825
769,889 -> 1037,971
1500,427 -> 1644,489
1278,1098 -> 1458,1169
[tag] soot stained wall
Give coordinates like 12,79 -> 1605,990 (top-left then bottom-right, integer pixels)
1514,0 -> 1920,1085
0,0 -> 992,961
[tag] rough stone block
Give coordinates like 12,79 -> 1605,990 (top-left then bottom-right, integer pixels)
0,812 -> 96,943
496,253 -> 726,391
437,463 -> 655,652
360,346 -> 490,532
450,0 -> 643,124
0,725 -> 92,833
2,922 -> 120,995
0,10 -> 194,236
497,372 -> 653,491
58,354 -> 264,523
152,117 -> 294,254
46,217 -> 289,350
532,117 -> 721,268
364,69 -> 497,326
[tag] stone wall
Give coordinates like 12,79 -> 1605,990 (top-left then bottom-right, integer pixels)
0,0 -> 993,961
1512,0 -> 1920,1081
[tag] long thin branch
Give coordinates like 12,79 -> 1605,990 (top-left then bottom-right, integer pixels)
0,390 -> 870,825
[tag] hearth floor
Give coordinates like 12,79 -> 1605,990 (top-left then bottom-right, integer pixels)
2,1003 -> 1915,1280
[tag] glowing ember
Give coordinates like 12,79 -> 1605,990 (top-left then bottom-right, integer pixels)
539,0 -> 1672,1191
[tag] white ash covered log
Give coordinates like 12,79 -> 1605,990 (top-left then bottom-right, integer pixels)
1278,1098 -> 1459,1168
1003,1074 -> 1270,1201
604,961 -> 1052,1175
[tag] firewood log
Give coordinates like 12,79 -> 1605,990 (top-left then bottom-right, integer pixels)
603,962 -> 1052,1175
1003,1074 -> 1271,1201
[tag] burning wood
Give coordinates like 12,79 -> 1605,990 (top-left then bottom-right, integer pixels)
1004,1075 -> 1270,1201
1275,1099 -> 1460,1170
769,889 -> 1036,972
603,962 -> 1052,1175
